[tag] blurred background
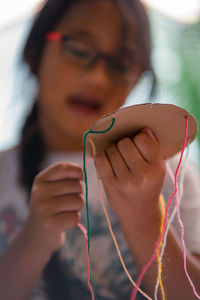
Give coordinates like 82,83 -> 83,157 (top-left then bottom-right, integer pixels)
0,0 -> 200,164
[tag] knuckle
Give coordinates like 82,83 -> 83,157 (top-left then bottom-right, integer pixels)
133,133 -> 142,144
75,165 -> 84,176
77,195 -> 84,210
131,171 -> 148,188
62,162 -> 74,170
140,173 -> 149,186
64,163 -> 83,178
62,212 -> 80,230
134,132 -> 149,145
76,181 -> 83,193
71,212 -> 80,227
107,143 -> 116,156
75,212 -> 81,224
69,180 -> 82,193
31,184 -> 42,200
94,152 -> 104,164
122,177 -> 135,193
54,162 -> 66,170
118,137 -> 131,149
95,152 -> 110,172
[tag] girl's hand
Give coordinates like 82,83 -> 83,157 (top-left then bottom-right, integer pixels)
94,128 -> 166,235
23,162 -> 84,256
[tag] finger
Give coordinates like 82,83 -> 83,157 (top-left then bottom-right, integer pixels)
35,162 -> 83,183
94,151 -> 116,183
133,128 -> 160,163
52,211 -> 81,230
117,137 -> 146,171
50,194 -> 84,214
45,179 -> 83,197
106,143 -> 130,179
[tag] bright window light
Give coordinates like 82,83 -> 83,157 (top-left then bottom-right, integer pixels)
1,0 -> 199,28
142,0 -> 200,23
0,0 -> 42,29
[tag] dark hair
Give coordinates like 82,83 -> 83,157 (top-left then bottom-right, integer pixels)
20,0 -> 154,299
23,0 -> 153,76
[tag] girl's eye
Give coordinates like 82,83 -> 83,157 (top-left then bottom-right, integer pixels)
67,46 -> 91,59
62,40 -> 93,61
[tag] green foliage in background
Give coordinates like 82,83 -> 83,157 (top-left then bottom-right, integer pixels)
150,11 -> 200,163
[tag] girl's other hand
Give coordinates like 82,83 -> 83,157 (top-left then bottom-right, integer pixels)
94,128 -> 166,235
23,162 -> 84,256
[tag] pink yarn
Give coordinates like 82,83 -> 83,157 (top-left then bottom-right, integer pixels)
86,155 -> 92,165
175,119 -> 200,299
131,116 -> 189,300
78,223 -> 95,300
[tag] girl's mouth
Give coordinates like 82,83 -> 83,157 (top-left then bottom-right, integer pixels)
67,95 -> 103,115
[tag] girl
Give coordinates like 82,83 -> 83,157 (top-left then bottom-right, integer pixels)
0,0 -> 200,299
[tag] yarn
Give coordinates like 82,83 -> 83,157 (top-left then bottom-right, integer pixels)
131,115 -> 189,300
78,223 -> 95,300
82,118 -> 115,298
175,119 -> 200,299
154,148 -> 189,300
82,113 -> 198,300
88,137 -> 152,300
157,195 -> 166,300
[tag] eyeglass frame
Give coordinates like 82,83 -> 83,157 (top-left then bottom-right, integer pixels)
45,31 -> 139,83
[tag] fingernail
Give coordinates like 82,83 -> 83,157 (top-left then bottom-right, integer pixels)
142,128 -> 157,141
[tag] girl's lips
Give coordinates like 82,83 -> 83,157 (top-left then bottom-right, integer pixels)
67,95 -> 103,115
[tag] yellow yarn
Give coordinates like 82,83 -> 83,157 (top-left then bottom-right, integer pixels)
88,138 -> 152,300
157,194 -> 166,300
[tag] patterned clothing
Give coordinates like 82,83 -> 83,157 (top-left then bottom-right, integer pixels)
0,147 -> 200,299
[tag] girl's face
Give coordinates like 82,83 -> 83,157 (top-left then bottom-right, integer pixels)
38,0 -> 141,151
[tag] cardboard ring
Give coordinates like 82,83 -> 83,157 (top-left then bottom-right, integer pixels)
85,103 -> 198,159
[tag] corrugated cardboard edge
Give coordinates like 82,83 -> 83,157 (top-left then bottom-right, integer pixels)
86,103 -> 198,158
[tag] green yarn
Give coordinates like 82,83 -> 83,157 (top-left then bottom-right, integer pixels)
82,118 -> 115,298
